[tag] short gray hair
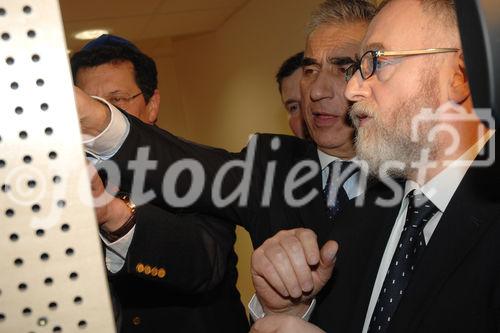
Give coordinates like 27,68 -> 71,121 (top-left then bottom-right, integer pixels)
378,0 -> 457,27
307,0 -> 377,35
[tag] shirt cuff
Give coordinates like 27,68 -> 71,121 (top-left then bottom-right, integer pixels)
83,96 -> 130,159
100,225 -> 136,273
248,294 -> 316,321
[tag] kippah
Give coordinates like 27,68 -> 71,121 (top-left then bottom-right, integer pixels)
81,34 -> 140,52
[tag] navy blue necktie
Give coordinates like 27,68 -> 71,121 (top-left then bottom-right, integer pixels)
323,161 -> 357,220
367,190 -> 439,333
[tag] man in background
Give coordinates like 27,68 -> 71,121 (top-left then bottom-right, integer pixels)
71,35 -> 248,333
276,51 -> 309,139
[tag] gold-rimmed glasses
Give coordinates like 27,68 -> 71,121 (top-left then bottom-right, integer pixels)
345,48 -> 459,82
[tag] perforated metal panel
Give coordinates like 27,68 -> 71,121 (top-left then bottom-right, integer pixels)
0,1 -> 116,332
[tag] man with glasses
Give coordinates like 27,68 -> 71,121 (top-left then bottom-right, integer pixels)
251,0 -> 500,332
72,34 -> 160,125
71,35 -> 249,333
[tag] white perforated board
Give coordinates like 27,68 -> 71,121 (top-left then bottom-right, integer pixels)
0,1 -> 116,332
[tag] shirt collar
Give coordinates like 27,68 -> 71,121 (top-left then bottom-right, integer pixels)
317,149 -> 357,170
404,129 -> 494,212
317,149 -> 342,170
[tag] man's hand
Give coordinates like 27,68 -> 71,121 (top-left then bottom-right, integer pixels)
87,163 -> 131,232
251,228 -> 338,316
250,314 -> 326,333
74,86 -> 111,137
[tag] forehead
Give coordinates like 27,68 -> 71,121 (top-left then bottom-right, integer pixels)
305,22 -> 367,58
281,69 -> 302,98
282,69 -> 302,90
76,61 -> 137,89
362,0 -> 431,52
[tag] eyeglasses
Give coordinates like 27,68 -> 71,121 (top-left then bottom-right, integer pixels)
344,48 -> 459,82
106,91 -> 143,105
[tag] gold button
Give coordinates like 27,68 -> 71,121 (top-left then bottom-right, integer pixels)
158,268 -> 166,278
136,263 -> 144,273
144,265 -> 152,275
132,316 -> 141,326
151,267 -> 158,277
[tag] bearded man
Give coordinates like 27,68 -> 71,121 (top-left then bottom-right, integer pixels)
250,1 -> 500,333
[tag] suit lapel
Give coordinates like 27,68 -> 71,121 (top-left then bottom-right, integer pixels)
389,166 -> 500,332
289,144 -> 333,245
346,184 -> 404,332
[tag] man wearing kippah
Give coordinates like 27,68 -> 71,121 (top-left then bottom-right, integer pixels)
71,35 -> 249,333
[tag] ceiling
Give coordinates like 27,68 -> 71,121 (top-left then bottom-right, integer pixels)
60,0 -> 249,52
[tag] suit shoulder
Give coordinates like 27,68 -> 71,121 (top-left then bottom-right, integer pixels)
252,133 -> 315,152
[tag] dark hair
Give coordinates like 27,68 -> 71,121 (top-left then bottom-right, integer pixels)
71,39 -> 158,102
276,51 -> 304,93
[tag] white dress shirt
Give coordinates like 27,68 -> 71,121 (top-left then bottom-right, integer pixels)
84,99 -> 133,273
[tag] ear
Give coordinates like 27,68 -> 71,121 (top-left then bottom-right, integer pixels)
449,51 -> 471,104
145,89 -> 160,125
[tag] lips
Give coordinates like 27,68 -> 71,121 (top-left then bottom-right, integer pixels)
357,115 -> 370,127
350,103 -> 373,128
312,112 -> 339,127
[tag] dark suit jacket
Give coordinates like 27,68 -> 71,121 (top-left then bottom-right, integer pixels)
108,203 -> 249,333
113,114 -> 500,332
311,161 -> 500,332
113,113 -> 338,248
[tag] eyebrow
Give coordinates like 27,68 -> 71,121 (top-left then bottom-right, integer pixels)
361,42 -> 386,55
302,56 -> 354,68
328,57 -> 355,66
302,57 -> 319,67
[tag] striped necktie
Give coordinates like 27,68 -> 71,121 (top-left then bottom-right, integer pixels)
322,160 -> 358,220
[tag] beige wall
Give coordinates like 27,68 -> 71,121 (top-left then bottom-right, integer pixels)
139,0 -> 322,309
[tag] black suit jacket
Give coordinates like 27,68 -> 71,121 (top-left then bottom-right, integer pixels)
311,161 -> 500,332
113,113 -> 339,248
108,203 -> 248,333
113,114 -> 500,331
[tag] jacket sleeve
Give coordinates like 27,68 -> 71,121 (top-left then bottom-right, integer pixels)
111,111 -> 264,234
113,203 -> 238,294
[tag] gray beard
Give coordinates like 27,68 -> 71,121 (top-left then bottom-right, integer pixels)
352,74 -> 441,179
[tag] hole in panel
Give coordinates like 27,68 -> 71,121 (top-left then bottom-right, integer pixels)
32,204 -> 41,213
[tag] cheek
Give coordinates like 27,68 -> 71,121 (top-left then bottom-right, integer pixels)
288,115 -> 301,127
300,80 -> 312,107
